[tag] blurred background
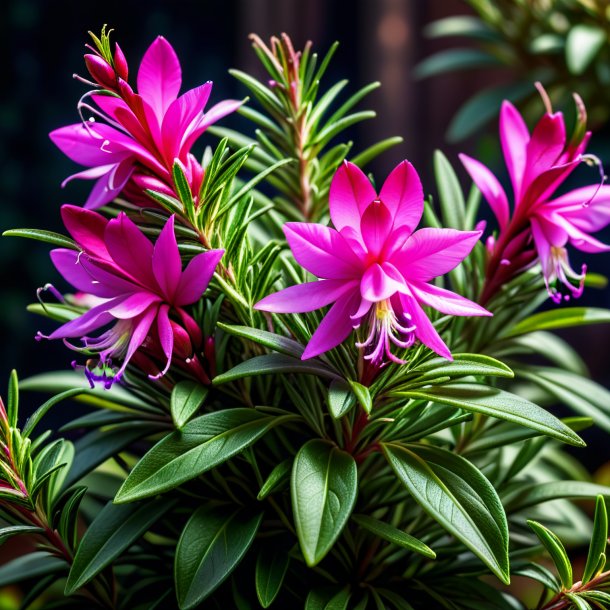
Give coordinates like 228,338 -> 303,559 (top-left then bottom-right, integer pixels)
1,0 -> 610,450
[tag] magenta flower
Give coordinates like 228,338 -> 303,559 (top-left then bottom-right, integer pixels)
255,161 -> 490,363
460,90 -> 610,303
39,206 -> 223,387
50,35 -> 241,209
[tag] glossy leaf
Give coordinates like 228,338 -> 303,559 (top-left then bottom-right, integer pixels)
175,505 -> 262,609
0,525 -> 44,546
217,323 -> 304,358
292,440 -> 357,566
505,307 -> 610,337
433,149 -> 465,229
255,544 -> 290,608
528,520 -> 572,589
257,458 -> 292,500
2,228 -> 79,250
328,379 -> 356,420
0,551 -> 67,586
415,48 -> 501,79
349,381 -> 372,415
582,496 -> 608,584
170,381 -> 208,429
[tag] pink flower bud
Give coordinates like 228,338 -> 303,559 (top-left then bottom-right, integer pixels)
84,54 -> 116,89
113,43 -> 129,81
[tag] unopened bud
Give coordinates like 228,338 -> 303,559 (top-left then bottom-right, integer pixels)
84,54 -> 116,90
113,43 -> 129,81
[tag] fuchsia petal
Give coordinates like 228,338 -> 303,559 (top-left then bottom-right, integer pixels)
378,160 -> 423,233
152,216 -> 181,300
181,99 -> 243,154
175,249 -> 224,306
530,218 -> 553,277
104,213 -> 157,288
117,305 -> 159,376
398,290 -> 452,360
153,304 -> 174,378
549,185 -> 610,233
61,205 -> 111,261
360,201 -> 393,258
284,223 -> 362,279
137,36 -> 182,124
526,158 -> 581,209
530,213 -> 569,248
329,161 -> 377,232
409,281 -> 491,317
61,164 -> 115,188
49,123 -> 126,166
391,228 -> 481,282
108,292 -> 162,319
550,213 -> 610,254
500,101 -> 529,199
78,256 -> 142,294
255,280 -> 359,314
84,159 -> 134,210
302,290 -> 361,360
93,94 -> 153,147
459,154 -> 510,230
360,263 -> 405,302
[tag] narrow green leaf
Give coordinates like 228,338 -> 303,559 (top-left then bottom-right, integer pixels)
410,353 -> 514,380
0,525 -> 44,546
116,410 -> 296,502
0,552 -> 67,586
213,353 -> 340,384
504,481 -> 610,512
565,593 -> 592,610
424,15 -> 499,41
566,25 -> 606,75
351,514 -> 435,558
175,505 -> 262,610
415,48 -> 501,79
257,458 -> 292,500
528,520 -> 572,589
217,323 -> 304,358
255,544 -> 290,608
3,228 -> 79,250
292,440 -> 357,566
23,388 -> 86,438
328,379 -> 356,420
349,381 -> 372,415
172,161 -> 196,221
170,381 -> 208,429
583,496 -> 608,584
7,370 -> 18,428
396,383 -> 584,447
383,442 -> 509,583
65,497 -> 176,594
349,136 -> 403,169
506,307 -> 610,337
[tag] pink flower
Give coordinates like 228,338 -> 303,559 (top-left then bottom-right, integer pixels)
255,161 -> 490,363
50,36 -> 241,209
460,89 -> 610,303
39,206 -> 223,387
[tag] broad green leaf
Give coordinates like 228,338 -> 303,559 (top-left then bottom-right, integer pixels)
214,353 -> 340,384
305,587 -> 351,610
566,25 -> 606,75
0,551 -> 67,586
255,544 -> 290,608
351,514 -> 435,558
395,383 -> 584,447
328,379 -> 356,420
415,48 -> 501,79
175,505 -> 262,609
0,525 -> 44,546
505,307 -> 610,337
257,458 -> 292,500
292,440 -> 357,566
65,497 -> 176,594
504,481 -> 610,512
383,443 -> 509,583
583,496 -> 608,583
217,323 -> 304,358
528,520 -> 572,589
116,410 -> 296,502
433,149 -> 465,229
170,381 -> 208,429
2,228 -> 78,250
349,381 -> 372,415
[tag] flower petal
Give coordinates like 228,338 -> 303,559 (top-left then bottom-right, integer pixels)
548,185 -> 610,233
360,263 -> 404,302
108,292 -> 162,319
181,99 -> 243,154
409,281 -> 491,317
360,201 -> 393,258
49,123 -> 127,166
152,304 -> 173,378
60,205 -> 111,261
255,279 -> 359,314
302,290 -> 361,359
116,305 -> 159,377
499,100 -> 529,199
151,216 -> 181,300
459,154 -> 510,230
175,249 -> 224,306
137,36 -> 182,124
391,228 -> 481,282
284,222 -> 361,279
83,159 -> 134,210
329,161 -> 376,232
549,213 -> 610,254
378,160 -> 423,232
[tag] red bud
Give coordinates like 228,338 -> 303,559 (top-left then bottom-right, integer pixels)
84,54 -> 116,89
113,43 -> 129,81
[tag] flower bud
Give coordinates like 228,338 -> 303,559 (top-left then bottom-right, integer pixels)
84,54 -> 116,90
113,43 -> 129,81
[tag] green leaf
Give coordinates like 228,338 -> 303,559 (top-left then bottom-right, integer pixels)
7,369 -> 19,428
255,544 -> 290,608
566,593 -> 592,610
566,25 -> 606,75
327,379 -> 356,420
506,307 -> 610,337
351,514 -> 435,558
0,525 -> 44,546
257,458 -> 292,500
213,353 -> 340,384
175,505 -> 262,610
583,496 -> 607,584
415,48 -> 501,79
528,520 -> 572,589
65,497 -> 176,594
348,381 -> 372,415
504,481 -> 610,512
305,587 -> 352,610
395,383 -> 584,447
383,443 -> 509,583
217,323 -> 304,358
424,15 -> 498,41
292,440 -> 357,566
172,160 -> 195,221
116,410 -> 296,503
2,228 -> 79,250
410,353 -> 514,380
170,381 -> 208,429
349,137 -> 403,169
433,150 -> 465,229
0,551 -> 67,586
23,388 -> 87,438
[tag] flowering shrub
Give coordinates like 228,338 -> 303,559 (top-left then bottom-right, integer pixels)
2,27 -> 610,609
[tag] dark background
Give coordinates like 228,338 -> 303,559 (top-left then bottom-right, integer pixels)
1,0 -> 610,461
